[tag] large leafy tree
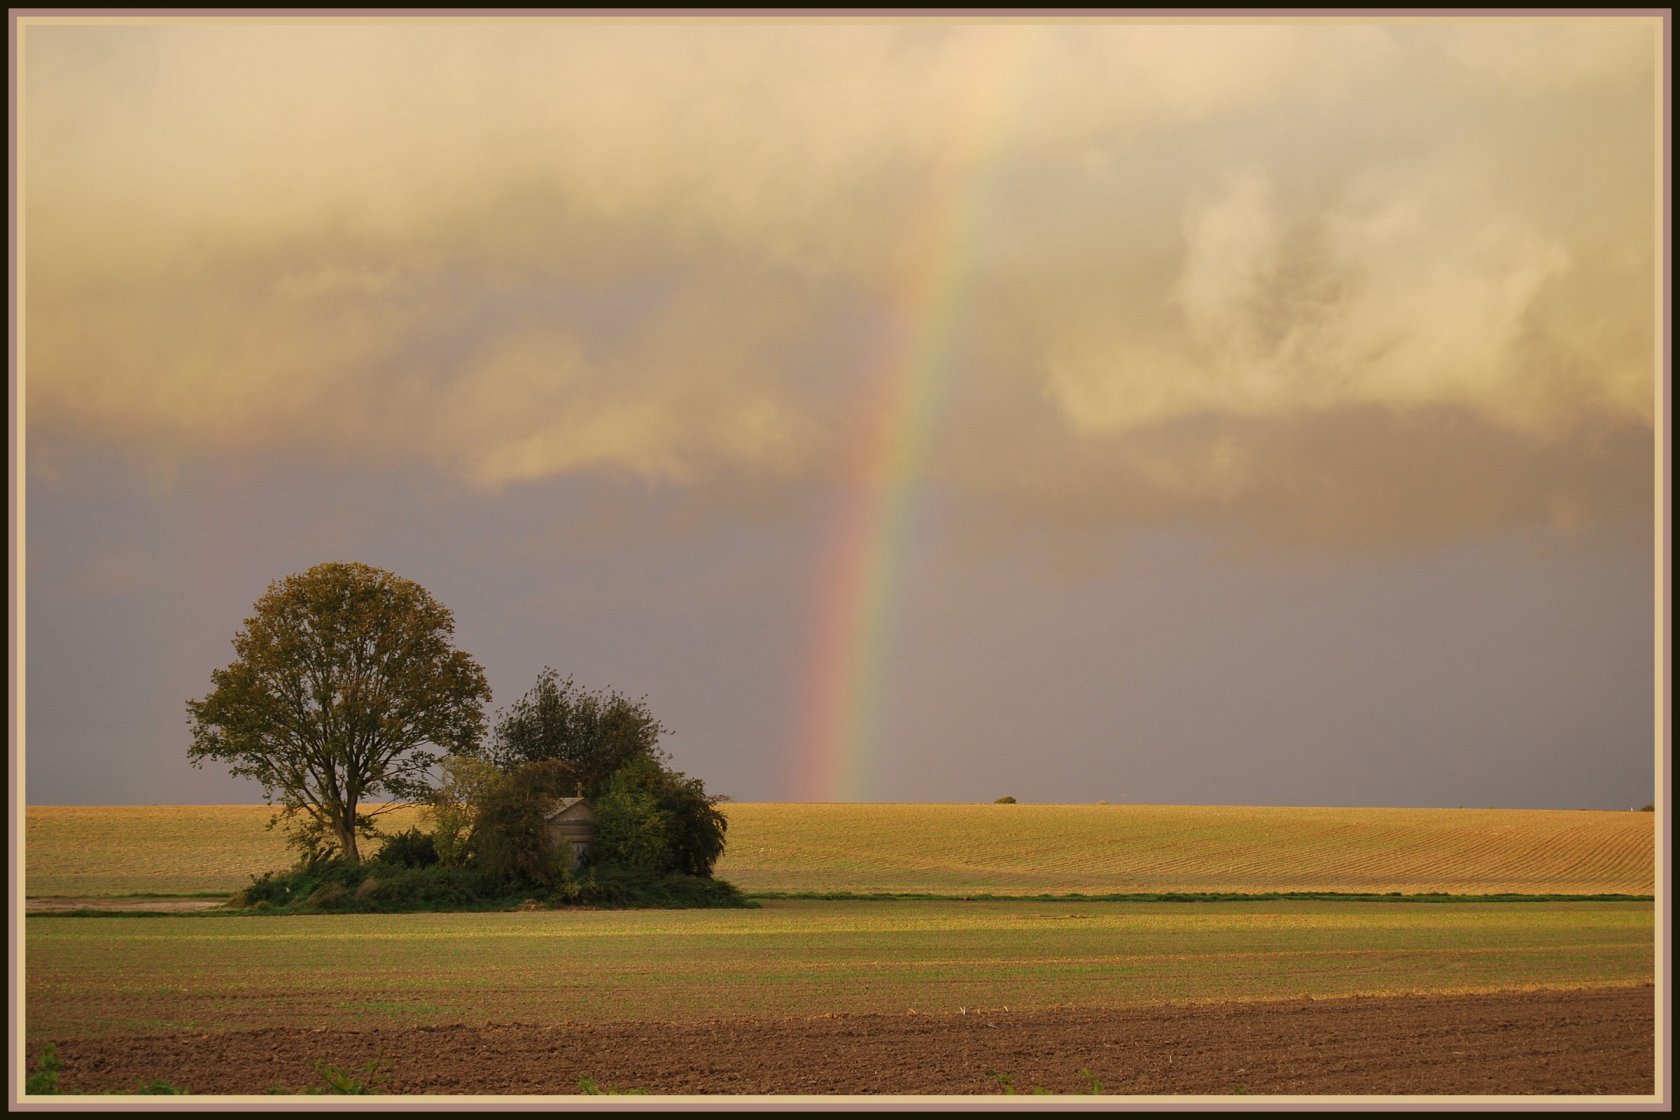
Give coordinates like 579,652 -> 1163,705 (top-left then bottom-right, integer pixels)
187,562 -> 491,862
486,667 -> 668,797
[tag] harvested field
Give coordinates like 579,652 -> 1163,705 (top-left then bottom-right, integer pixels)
24,802 -> 1656,898
34,986 -> 1656,1097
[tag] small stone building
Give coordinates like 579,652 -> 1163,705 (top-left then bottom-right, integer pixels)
542,796 -> 595,871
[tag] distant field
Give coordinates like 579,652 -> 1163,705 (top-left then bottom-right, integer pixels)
22,802 -> 1656,898
717,803 -> 1657,897
23,899 -> 1654,1043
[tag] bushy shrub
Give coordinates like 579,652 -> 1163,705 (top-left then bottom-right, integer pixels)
361,866 -> 497,910
240,857 -> 358,908
26,1044 -> 61,1094
994,796 -> 1017,804
372,827 -> 438,869
304,880 -> 349,911
241,870 -> 298,908
574,864 -> 754,909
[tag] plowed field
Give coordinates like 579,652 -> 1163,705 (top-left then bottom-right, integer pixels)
36,986 -> 1655,1097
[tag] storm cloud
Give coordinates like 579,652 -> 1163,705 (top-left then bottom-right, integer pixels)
24,19 -> 1656,549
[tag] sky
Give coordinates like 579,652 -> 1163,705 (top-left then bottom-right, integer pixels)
14,14 -> 1666,810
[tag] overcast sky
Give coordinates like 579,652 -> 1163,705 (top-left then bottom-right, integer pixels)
16,14 -> 1663,809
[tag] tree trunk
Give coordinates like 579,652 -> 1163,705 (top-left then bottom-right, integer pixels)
336,808 -> 361,863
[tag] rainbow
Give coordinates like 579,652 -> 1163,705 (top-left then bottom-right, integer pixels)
792,27 -> 1043,802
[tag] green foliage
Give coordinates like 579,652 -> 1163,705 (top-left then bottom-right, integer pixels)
994,796 -> 1017,804
1640,804 -> 1654,812
268,808 -> 380,872
227,844 -> 751,913
129,1079 -> 192,1095
594,760 -> 673,875
312,1049 -> 389,1094
471,760 -> 579,889
254,1050 -> 391,1095
990,1071 -> 1048,1095
372,827 -> 438,869
237,859 -> 510,913
658,770 -> 730,878
26,1043 -> 61,1094
203,648 -> 737,909
594,756 -> 728,878
241,868 -> 303,908
25,1045 -> 196,1096
187,562 -> 492,863
573,864 -> 755,908
425,753 -> 501,868
486,667 -> 667,796
356,864 -> 500,909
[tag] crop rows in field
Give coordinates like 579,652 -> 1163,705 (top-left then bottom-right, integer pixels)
22,899 -> 1655,1043
23,801 -> 1655,899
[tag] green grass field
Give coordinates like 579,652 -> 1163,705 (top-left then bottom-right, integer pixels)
23,899 -> 1654,1044
23,802 -> 1656,897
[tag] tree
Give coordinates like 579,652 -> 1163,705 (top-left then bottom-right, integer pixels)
424,753 -> 503,869
470,759 -> 580,888
187,562 -> 491,863
594,756 -> 729,878
486,667 -> 668,797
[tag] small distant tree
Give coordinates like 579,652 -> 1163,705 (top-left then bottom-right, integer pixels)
994,796 -> 1017,804
487,667 -> 668,796
186,562 -> 491,863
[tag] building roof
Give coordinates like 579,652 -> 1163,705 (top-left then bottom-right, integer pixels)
543,796 -> 593,822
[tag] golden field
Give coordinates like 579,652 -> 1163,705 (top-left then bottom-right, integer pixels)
22,801 -> 1656,898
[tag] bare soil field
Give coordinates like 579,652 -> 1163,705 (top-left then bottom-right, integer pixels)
38,985 -> 1654,1098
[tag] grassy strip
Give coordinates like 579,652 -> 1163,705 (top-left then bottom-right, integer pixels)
746,889 -> 1656,903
